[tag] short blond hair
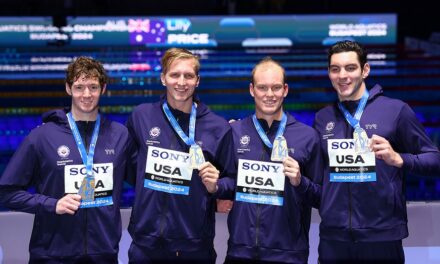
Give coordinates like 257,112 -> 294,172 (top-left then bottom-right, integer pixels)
161,48 -> 200,75
251,56 -> 285,85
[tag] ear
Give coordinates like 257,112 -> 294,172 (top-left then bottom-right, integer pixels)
160,73 -> 166,86
101,84 -> 107,95
283,83 -> 289,98
249,83 -> 255,97
195,75 -> 200,87
66,83 -> 72,95
362,63 -> 370,79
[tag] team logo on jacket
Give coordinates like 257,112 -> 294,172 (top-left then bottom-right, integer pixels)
57,145 -> 70,158
325,122 -> 335,132
149,127 -> 161,138
237,135 -> 251,154
240,135 -> 250,147
322,121 -> 335,140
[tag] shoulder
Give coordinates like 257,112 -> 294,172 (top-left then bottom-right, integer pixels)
105,119 -> 128,133
315,104 -> 336,120
372,94 -> 406,109
367,95 -> 410,121
200,109 -> 231,130
128,102 -> 162,126
230,116 -> 251,132
28,120 -> 61,139
132,102 -> 158,115
314,104 -> 338,132
288,119 -> 320,143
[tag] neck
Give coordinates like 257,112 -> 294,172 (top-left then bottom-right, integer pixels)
256,109 -> 283,128
167,98 -> 193,114
70,108 -> 98,121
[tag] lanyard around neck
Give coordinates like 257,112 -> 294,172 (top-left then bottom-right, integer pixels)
252,112 -> 287,149
162,102 -> 197,146
66,112 -> 100,177
337,89 -> 369,129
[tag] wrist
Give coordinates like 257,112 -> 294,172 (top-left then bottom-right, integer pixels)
209,184 -> 218,194
290,175 -> 301,187
394,153 -> 404,168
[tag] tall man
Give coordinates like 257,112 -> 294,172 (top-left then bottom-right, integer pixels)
126,48 -> 236,263
226,57 -> 323,263
314,40 -> 440,263
0,56 -> 135,263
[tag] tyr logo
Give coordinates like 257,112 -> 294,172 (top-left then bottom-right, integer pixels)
105,149 -> 115,155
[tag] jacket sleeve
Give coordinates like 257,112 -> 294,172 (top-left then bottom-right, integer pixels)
0,136 -> 58,214
294,130 -> 323,209
396,104 -> 440,176
213,129 -> 237,200
124,112 -> 141,186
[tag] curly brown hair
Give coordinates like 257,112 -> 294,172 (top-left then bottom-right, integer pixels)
65,56 -> 108,88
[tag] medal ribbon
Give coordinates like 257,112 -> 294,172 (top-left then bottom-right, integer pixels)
337,89 -> 369,129
162,102 -> 196,146
252,112 -> 287,149
66,112 -> 100,178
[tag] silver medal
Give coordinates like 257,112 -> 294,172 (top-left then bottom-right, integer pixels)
78,176 -> 95,201
189,144 -> 205,169
271,136 -> 288,161
353,127 -> 370,154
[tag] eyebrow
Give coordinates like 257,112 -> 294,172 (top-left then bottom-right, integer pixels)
329,63 -> 358,68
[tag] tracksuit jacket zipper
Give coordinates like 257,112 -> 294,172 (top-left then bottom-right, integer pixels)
83,121 -> 90,255
254,127 -> 272,259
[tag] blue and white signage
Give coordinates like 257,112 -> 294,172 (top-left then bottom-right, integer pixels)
144,146 -> 193,195
328,139 -> 376,182
64,162 -> 114,208
235,159 -> 285,206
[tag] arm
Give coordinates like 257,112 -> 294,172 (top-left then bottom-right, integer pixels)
124,113 -> 140,186
200,129 -> 237,199
370,104 -> 440,175
0,136 -> 59,214
287,133 -> 323,209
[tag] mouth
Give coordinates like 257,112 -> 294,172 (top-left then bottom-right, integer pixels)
339,83 -> 351,88
175,88 -> 188,93
263,100 -> 277,107
81,101 -> 94,106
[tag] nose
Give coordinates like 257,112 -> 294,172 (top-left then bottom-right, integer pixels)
338,69 -> 348,78
83,87 -> 92,97
177,75 -> 186,86
266,87 -> 275,96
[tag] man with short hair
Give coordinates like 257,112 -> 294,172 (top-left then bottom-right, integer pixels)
314,40 -> 440,263
127,48 -> 236,263
225,57 -> 323,263
0,56 -> 135,263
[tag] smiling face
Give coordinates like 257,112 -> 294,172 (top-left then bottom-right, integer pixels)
66,74 -> 105,121
328,51 -> 370,101
250,62 -> 288,121
161,58 -> 200,112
